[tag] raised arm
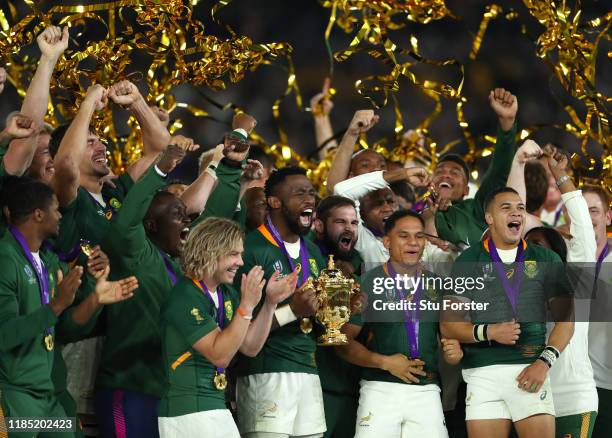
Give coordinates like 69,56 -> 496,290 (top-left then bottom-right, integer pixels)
52,85 -> 108,207
181,143 -> 222,215
474,88 -> 518,208
108,80 -> 171,182
326,110 -> 379,194
1,114 -> 37,175
21,26 -> 68,124
310,78 -> 338,160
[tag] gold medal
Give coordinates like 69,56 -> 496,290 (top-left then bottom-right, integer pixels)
44,334 -> 54,351
213,371 -> 227,390
300,318 -> 313,334
80,240 -> 94,257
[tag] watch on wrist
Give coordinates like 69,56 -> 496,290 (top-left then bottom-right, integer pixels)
555,174 -> 570,188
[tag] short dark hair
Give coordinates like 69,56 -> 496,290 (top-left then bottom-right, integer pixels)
524,162 -> 548,213
384,209 -> 424,235
438,154 -> 469,181
484,187 -> 520,212
582,185 -> 610,211
49,123 -> 97,158
1,176 -> 55,224
525,226 -> 568,263
390,181 -> 416,204
264,166 -> 307,198
316,195 -> 356,223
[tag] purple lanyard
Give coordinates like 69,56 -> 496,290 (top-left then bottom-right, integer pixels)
159,251 -> 177,285
552,206 -> 563,227
10,227 -> 53,336
487,238 -> 526,317
595,243 -> 609,282
265,216 -> 310,287
387,262 -> 421,359
199,281 -> 225,374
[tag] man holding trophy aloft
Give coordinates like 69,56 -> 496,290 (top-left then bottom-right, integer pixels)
336,210 -> 463,438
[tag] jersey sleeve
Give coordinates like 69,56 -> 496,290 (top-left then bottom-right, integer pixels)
167,290 -> 219,347
192,159 -> 243,226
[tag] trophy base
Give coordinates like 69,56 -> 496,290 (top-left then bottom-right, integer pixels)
317,331 -> 348,346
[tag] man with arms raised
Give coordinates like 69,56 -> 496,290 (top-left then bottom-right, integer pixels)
441,187 -> 574,438
234,166 -> 327,438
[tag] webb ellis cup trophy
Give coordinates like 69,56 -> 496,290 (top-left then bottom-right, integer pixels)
305,255 -> 360,346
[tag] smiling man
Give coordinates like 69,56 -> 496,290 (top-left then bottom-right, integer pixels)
441,187 -> 574,438
427,88 -> 519,248
233,166 -> 328,438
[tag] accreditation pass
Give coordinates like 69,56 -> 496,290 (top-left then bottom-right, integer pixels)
5,417 -> 76,433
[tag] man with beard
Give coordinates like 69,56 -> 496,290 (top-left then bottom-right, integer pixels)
0,179 -> 137,432
441,187 -> 574,438
310,195 -> 362,438
234,166 -> 327,438
94,145 -> 191,437
158,218 -> 297,436
425,88 -> 518,248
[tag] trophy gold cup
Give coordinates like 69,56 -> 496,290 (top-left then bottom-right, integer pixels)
306,255 -> 359,346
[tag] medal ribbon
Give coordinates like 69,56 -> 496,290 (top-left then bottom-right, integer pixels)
387,261 -> 421,359
594,243 -> 609,294
10,227 -> 53,338
264,216 -> 310,287
486,238 -> 526,317
159,251 -> 177,285
198,281 -> 225,377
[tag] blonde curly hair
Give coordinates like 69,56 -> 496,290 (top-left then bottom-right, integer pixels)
181,217 -> 245,279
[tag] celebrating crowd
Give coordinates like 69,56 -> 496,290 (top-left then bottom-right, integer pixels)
0,26 -> 610,438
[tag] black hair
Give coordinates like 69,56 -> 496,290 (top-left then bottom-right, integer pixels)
390,181 -> 416,204
166,179 -> 190,187
248,145 -> 274,170
438,154 -> 470,181
524,162 -> 548,213
264,166 -> 307,199
483,187 -> 520,212
49,123 -> 98,158
525,226 -> 568,263
316,195 -> 356,223
384,209 -> 425,235
0,176 -> 55,224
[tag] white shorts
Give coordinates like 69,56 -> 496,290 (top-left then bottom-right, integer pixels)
354,380 -> 448,438
158,409 -> 240,438
462,364 -> 556,422
236,372 -> 326,436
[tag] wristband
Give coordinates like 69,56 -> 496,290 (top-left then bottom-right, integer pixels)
472,324 -> 488,342
237,307 -> 253,320
544,345 -> 560,359
537,356 -> 552,368
556,175 -> 570,188
538,346 -> 559,368
231,128 -> 248,141
154,165 -> 168,178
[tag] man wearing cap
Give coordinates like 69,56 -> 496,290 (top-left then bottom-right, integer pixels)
424,88 -> 519,249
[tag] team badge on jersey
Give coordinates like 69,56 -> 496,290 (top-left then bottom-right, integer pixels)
224,300 -> 233,320
524,260 -> 538,279
191,307 -> 204,323
359,412 -> 373,426
273,260 -> 283,274
109,198 -> 122,210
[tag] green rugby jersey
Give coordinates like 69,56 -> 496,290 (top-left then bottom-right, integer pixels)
95,167 -> 181,398
435,124 -> 516,247
159,277 -> 239,417
233,226 -> 326,376
54,172 -> 133,257
349,265 -> 441,386
449,240 -> 572,369
0,231 -> 65,395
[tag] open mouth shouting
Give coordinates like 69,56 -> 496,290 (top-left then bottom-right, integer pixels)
299,208 -> 314,228
437,181 -> 453,192
92,152 -> 108,168
179,227 -> 190,245
506,219 -> 522,237
338,232 -> 354,252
